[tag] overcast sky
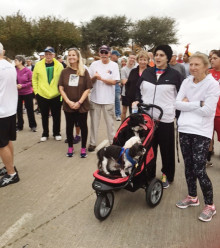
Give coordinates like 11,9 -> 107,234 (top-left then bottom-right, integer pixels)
0,0 -> 219,54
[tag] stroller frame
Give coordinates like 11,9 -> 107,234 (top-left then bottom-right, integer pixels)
92,103 -> 164,220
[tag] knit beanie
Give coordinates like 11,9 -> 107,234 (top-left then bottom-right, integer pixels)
154,45 -> 173,63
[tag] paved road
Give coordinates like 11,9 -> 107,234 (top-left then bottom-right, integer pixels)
0,112 -> 220,248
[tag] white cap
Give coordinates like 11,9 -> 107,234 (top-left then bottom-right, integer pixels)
39,52 -> 45,56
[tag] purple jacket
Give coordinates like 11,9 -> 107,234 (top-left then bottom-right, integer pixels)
16,67 -> 33,95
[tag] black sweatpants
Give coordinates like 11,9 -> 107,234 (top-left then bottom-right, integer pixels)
37,94 -> 62,137
17,93 -> 37,129
179,133 -> 213,205
149,121 -> 175,182
64,111 -> 88,148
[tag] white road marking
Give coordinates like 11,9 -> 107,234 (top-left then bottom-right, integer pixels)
0,213 -> 32,246
95,139 -> 109,152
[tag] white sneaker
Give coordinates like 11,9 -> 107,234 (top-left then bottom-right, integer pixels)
55,135 -> 62,141
40,136 -> 48,142
116,116 -> 121,121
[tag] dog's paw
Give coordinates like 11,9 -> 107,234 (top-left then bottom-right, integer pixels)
120,171 -> 127,178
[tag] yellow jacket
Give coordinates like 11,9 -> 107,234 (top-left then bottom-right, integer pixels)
32,58 -> 63,99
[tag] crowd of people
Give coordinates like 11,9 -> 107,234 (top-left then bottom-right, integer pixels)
0,41 -> 220,222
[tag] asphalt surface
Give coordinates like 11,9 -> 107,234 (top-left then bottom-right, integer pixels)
0,110 -> 220,248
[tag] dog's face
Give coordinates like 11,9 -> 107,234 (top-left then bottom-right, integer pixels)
128,114 -> 147,132
128,143 -> 146,159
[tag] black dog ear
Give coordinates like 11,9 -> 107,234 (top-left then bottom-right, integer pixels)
129,113 -> 141,127
128,143 -> 143,157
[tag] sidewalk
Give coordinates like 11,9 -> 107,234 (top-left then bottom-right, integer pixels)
0,112 -> 220,248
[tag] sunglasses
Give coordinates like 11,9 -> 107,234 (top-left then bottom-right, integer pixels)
100,50 -> 108,55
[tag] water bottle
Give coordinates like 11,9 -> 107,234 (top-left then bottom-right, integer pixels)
132,104 -> 138,114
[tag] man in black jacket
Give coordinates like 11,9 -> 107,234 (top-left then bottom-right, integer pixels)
135,45 -> 183,188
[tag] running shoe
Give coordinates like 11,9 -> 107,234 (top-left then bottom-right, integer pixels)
40,136 -> 48,142
176,195 -> 200,209
161,174 -> 169,189
0,166 -> 17,176
199,205 -> 216,222
0,173 -> 20,187
80,148 -> 87,158
66,147 -> 74,157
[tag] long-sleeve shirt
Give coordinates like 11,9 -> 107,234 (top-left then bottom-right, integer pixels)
176,74 -> 220,139
16,67 -> 33,95
136,66 -> 183,123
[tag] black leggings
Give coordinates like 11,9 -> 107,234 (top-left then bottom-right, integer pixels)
64,111 -> 88,148
179,132 -> 213,205
17,93 -> 37,129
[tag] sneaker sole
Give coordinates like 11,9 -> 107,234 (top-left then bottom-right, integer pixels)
198,210 -> 216,222
163,184 -> 169,189
176,202 -> 200,209
66,153 -> 74,157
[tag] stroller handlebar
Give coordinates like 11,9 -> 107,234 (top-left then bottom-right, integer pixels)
137,103 -> 163,121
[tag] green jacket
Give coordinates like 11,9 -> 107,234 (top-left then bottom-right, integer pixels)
32,58 -> 63,99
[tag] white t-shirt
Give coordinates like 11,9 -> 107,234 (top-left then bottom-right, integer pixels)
89,60 -> 120,104
0,59 -> 18,118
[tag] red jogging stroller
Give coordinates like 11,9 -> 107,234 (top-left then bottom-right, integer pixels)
92,103 -> 163,220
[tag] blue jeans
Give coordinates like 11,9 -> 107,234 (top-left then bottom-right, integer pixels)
115,83 -> 121,117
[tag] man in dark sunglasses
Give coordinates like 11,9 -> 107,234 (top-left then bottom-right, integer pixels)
88,45 -> 120,152
100,50 -> 109,55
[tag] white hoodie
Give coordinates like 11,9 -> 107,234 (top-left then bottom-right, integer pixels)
176,74 -> 220,139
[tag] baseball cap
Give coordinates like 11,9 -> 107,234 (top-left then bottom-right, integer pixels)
99,45 -> 110,53
44,46 -> 55,53
39,52 -> 45,56
111,50 -> 121,57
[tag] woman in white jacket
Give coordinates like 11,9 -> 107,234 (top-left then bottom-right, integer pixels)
175,52 -> 220,222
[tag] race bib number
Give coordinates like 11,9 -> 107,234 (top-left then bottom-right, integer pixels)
68,74 -> 79,86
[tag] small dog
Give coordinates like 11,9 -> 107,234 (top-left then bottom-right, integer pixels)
124,136 -> 141,149
97,142 -> 146,177
113,113 -> 148,147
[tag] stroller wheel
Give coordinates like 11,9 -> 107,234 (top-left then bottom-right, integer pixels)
146,178 -> 163,207
94,192 -> 114,220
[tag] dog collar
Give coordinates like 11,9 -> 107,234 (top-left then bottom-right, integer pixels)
125,149 -> 137,166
